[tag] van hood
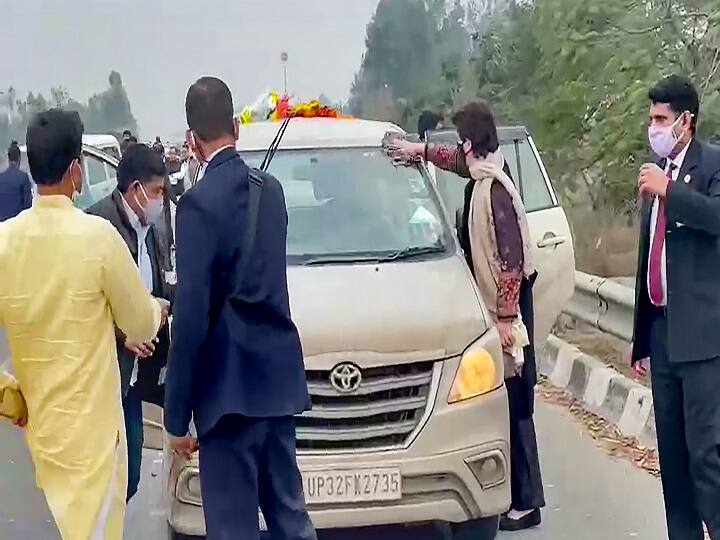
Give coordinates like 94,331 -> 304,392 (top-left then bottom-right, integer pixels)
288,255 -> 487,369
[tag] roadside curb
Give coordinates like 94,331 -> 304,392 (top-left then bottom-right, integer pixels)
539,335 -> 656,447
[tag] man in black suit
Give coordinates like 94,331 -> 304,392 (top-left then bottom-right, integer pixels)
632,75 -> 720,539
164,77 -> 316,540
86,144 -> 173,501
0,141 -> 32,222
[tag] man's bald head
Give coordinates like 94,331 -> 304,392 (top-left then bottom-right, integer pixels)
185,76 -> 236,142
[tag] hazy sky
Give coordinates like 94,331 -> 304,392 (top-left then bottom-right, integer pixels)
1,0 -> 380,139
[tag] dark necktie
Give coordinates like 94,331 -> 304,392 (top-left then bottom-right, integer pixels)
648,164 -> 676,306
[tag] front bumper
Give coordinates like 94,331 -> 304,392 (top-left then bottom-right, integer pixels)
168,372 -> 510,536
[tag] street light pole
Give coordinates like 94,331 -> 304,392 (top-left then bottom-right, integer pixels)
281,52 -> 289,95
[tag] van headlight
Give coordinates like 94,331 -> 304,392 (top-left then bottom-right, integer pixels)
448,340 -> 502,404
176,468 -> 203,506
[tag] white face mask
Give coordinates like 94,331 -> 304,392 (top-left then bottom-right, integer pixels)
134,183 -> 164,224
648,113 -> 688,158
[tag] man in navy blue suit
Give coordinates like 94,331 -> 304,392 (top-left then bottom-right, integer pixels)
0,141 -> 32,222
164,76 -> 316,540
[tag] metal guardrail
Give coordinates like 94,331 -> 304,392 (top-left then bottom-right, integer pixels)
564,271 -> 636,342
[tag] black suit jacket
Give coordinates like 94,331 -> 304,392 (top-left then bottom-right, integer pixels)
0,166 -> 32,222
87,189 -> 173,404
164,148 -> 311,439
632,138 -> 720,364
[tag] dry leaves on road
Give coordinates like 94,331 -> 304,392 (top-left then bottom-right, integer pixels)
538,378 -> 660,478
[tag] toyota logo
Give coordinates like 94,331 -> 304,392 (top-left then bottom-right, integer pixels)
329,363 -> 362,394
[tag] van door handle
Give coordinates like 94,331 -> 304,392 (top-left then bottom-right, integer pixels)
537,234 -> 567,248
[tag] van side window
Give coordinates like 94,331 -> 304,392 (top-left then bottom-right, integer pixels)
501,142 -> 519,184
85,156 -> 108,186
517,140 -> 554,212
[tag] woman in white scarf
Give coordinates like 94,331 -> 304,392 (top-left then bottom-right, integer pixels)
387,101 -> 545,532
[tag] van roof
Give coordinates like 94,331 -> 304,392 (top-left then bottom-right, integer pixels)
82,134 -> 120,148
237,118 -> 405,152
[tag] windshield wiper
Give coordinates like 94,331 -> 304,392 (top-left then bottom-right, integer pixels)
380,245 -> 446,262
301,254 -> 385,266
300,245 -> 446,266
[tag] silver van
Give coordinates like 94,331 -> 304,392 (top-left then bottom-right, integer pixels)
164,118 -> 575,540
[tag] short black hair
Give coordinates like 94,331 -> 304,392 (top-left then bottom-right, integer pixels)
452,101 -> 499,158
649,75 -> 699,131
117,143 -> 166,193
186,76 -> 235,141
122,130 -> 132,138
418,111 -> 443,140
26,109 -> 84,186
7,141 -> 20,163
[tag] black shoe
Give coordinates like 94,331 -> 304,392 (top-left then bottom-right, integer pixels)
498,508 -> 541,531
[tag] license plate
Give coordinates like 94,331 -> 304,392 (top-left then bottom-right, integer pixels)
302,467 -> 402,504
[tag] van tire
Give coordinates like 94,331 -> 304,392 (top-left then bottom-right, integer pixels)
452,516 -> 500,540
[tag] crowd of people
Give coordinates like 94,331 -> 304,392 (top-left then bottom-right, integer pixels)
0,72 -> 718,540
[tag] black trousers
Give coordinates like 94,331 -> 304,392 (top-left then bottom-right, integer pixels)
650,315 -> 720,540
506,376 -> 545,512
199,415 -> 317,540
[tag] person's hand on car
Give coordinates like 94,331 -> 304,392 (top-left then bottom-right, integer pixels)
169,435 -> 199,459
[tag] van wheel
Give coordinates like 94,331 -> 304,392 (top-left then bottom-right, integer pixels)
452,516 -> 500,540
167,524 -> 204,540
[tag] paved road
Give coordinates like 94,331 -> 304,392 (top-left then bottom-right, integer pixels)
0,400 -> 668,540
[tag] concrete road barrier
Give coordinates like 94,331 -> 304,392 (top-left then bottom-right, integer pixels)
539,334 -> 656,446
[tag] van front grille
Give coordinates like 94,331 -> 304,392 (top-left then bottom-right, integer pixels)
297,361 -> 435,451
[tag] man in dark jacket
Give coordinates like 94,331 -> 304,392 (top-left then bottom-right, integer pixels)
87,144 -> 173,502
0,141 -> 33,221
164,77 -> 315,540
632,76 -> 720,539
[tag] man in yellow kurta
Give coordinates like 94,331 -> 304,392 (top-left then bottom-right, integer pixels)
0,109 -> 164,539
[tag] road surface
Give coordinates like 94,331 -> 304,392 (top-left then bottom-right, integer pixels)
0,400 -> 667,540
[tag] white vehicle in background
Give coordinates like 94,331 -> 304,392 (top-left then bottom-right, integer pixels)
19,143 -> 119,209
162,117 -> 575,540
82,134 -> 122,160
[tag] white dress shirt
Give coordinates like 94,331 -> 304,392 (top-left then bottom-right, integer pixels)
647,140 -> 691,306
122,196 -> 153,386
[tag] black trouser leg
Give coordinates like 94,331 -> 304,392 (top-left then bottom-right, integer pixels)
199,415 -> 263,540
679,357 -> 720,539
506,376 -> 545,511
258,417 -> 317,540
650,317 -> 704,540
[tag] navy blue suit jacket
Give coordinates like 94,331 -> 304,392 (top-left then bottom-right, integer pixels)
164,148 -> 311,438
0,166 -> 32,222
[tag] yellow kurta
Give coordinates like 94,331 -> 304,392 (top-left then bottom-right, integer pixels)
0,196 -> 161,540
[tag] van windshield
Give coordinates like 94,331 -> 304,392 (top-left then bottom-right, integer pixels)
241,148 -> 451,265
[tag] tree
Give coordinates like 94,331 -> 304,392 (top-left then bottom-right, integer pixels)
350,0 -> 443,123
351,0 -> 720,212
1,71 -> 138,145
85,71 -> 137,135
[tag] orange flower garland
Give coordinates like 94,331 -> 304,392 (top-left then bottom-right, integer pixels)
239,92 -> 348,124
